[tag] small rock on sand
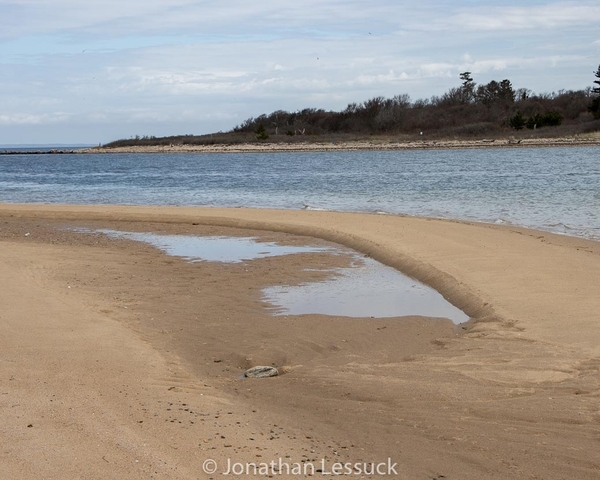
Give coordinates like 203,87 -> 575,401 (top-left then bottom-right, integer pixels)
244,366 -> 279,378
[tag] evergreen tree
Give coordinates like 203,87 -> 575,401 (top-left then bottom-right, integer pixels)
255,124 -> 269,140
593,64 -> 600,94
508,111 -> 526,130
460,71 -> 473,87
476,79 -> 515,105
459,72 -> 475,103
590,64 -> 600,119
590,97 -> 600,119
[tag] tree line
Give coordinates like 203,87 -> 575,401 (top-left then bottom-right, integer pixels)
105,64 -> 600,147
232,66 -> 600,139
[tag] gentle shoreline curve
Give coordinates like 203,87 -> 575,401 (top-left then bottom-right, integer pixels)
2,202 -> 599,349
2,203 -> 600,479
85,134 -> 600,154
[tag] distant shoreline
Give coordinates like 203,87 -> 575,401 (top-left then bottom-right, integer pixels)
2,135 -> 598,156
0,149 -> 81,155
85,135 -> 600,154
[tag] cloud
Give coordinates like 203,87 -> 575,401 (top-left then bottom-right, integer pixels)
1,1 -> 599,143
0,0 -> 405,41
438,2 -> 600,32
349,70 -> 410,87
0,112 -> 72,125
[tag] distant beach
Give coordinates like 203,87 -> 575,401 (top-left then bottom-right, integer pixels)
85,134 -> 600,154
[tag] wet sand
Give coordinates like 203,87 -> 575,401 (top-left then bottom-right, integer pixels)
1,204 -> 600,479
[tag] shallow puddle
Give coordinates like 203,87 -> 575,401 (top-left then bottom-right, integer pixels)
263,257 -> 470,324
93,229 -> 333,262
83,229 -> 469,324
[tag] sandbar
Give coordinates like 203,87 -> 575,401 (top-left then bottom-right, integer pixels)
85,134 -> 600,154
1,203 -> 600,479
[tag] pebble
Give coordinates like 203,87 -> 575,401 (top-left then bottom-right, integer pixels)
244,366 -> 279,378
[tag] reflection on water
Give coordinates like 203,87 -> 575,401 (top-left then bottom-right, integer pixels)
80,229 -> 469,323
263,257 -> 470,324
94,229 -> 333,263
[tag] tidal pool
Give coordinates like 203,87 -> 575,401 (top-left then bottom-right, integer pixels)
93,229 -> 333,262
263,257 -> 469,324
83,229 -> 469,324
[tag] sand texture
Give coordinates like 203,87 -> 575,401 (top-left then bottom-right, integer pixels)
86,134 -> 600,154
1,204 -> 600,479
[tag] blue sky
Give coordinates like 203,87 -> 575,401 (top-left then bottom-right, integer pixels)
1,0 -> 599,144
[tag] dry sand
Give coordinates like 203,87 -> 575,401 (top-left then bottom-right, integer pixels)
1,204 -> 600,479
86,134 -> 600,154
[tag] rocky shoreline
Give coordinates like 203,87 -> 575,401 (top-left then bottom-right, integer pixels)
0,149 -> 80,155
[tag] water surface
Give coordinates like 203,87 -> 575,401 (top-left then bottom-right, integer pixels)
2,147 -> 598,240
83,229 -> 468,323
93,229 -> 333,263
263,257 -> 469,324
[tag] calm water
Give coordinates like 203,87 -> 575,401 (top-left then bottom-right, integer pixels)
263,257 -> 469,323
90,229 -> 335,263
1,147 -> 599,240
75,228 -> 469,323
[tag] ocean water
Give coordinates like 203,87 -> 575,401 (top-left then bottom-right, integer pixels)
1,147 -> 598,241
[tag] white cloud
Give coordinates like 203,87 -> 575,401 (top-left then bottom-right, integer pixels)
0,0 -> 405,40
437,2 -> 600,32
0,112 -> 72,125
1,1 -> 599,143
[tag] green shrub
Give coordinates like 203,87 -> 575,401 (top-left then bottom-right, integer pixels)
526,111 -> 563,129
255,125 -> 269,140
589,96 -> 600,119
508,112 -> 526,130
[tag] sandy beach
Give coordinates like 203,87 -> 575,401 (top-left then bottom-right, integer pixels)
84,134 -> 600,154
1,203 -> 600,479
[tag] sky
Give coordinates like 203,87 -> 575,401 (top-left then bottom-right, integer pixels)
1,0 -> 599,145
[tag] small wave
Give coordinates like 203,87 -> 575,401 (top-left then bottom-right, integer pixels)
545,222 -> 575,230
300,203 -> 327,211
